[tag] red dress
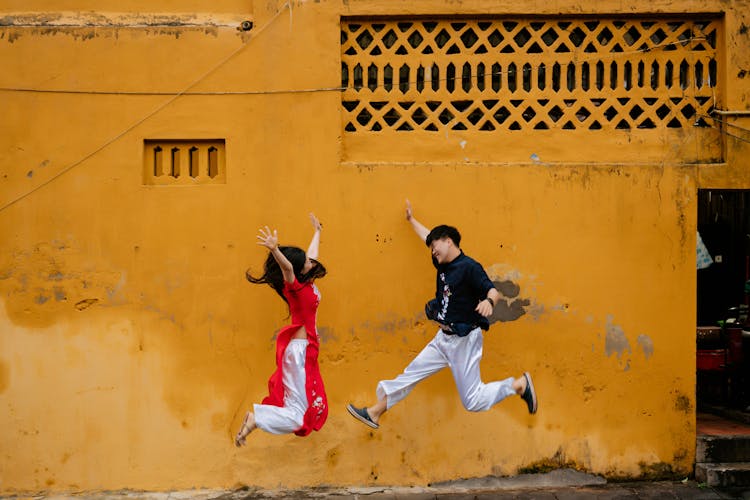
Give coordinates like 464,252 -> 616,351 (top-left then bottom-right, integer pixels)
261,278 -> 328,436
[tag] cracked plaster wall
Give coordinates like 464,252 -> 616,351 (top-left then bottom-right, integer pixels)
1,0 -> 749,493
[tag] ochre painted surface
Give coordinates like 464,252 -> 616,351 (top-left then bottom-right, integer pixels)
0,0 -> 748,493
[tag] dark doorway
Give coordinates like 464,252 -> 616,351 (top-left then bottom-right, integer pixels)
696,189 -> 750,414
697,190 -> 750,326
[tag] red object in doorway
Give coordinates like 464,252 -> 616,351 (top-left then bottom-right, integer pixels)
697,349 -> 728,371
726,327 -> 744,365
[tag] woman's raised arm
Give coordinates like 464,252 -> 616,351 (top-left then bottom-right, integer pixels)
307,213 -> 322,260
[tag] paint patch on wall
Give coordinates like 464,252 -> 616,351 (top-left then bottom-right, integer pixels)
605,316 -> 632,359
637,334 -> 654,359
489,279 -> 530,323
317,325 -> 336,342
526,302 -> 545,321
362,312 -> 423,333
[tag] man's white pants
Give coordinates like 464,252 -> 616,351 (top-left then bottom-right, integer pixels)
376,328 -> 516,412
254,339 -> 309,434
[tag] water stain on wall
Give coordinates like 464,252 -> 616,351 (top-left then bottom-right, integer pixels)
0,242 -> 121,329
326,445 -> 340,467
517,447 -> 585,474
673,392 -> 692,414
604,316 -> 632,359
0,360 -> 9,394
2,24 -> 221,43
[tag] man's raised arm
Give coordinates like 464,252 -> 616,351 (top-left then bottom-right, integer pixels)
405,199 -> 429,243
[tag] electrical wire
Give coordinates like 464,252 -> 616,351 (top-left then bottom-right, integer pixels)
0,87 -> 346,96
702,113 -> 750,146
0,2 -> 290,214
702,114 -> 750,134
700,112 -> 750,143
0,22 -> 728,213
0,36 -> 713,96
706,124 -> 750,145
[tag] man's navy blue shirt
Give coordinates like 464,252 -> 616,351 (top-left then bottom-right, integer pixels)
426,251 -> 495,333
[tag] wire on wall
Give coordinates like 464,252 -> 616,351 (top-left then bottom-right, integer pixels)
0,3 -> 291,214
0,20 -> 736,213
0,37 -> 712,96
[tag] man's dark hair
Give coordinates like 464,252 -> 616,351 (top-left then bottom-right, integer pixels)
425,225 -> 461,248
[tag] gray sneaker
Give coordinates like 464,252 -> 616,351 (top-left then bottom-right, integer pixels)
521,372 -> 538,414
347,403 -> 379,429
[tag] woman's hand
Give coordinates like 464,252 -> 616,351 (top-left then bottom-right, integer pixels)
310,213 -> 322,231
257,226 -> 279,250
307,213 -> 321,260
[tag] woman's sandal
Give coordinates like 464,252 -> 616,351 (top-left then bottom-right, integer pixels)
234,412 -> 253,447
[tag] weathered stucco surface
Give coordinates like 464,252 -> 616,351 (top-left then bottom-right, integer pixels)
0,0 -> 749,493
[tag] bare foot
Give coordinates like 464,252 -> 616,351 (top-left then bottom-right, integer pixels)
234,411 -> 256,447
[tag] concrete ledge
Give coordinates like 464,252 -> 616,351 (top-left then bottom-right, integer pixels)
697,435 -> 750,463
426,468 -> 607,490
696,462 -> 750,487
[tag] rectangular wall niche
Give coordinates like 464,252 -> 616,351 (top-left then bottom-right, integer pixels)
143,139 -> 226,185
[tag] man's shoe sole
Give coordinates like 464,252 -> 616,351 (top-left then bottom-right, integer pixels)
523,372 -> 538,415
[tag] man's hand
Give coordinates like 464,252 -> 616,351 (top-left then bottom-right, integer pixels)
405,198 -> 429,242
476,290 -> 500,317
475,298 -> 495,317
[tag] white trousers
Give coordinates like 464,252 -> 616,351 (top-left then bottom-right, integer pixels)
254,339 -> 309,434
376,328 -> 516,412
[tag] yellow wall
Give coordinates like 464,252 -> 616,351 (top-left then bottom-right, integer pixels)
0,0 -> 749,493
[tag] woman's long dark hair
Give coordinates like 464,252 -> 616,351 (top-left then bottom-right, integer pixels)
246,246 -> 327,302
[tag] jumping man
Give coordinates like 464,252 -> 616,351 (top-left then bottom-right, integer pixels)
347,200 -> 537,429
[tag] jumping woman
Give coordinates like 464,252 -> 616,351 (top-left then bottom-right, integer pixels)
235,213 -> 328,445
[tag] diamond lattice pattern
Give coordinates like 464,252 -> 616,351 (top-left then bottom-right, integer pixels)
341,18 -> 719,132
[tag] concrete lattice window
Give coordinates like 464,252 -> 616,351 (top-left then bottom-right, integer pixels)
143,140 -> 226,185
340,17 -> 720,133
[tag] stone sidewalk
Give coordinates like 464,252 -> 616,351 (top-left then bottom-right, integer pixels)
4,469 -> 750,500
